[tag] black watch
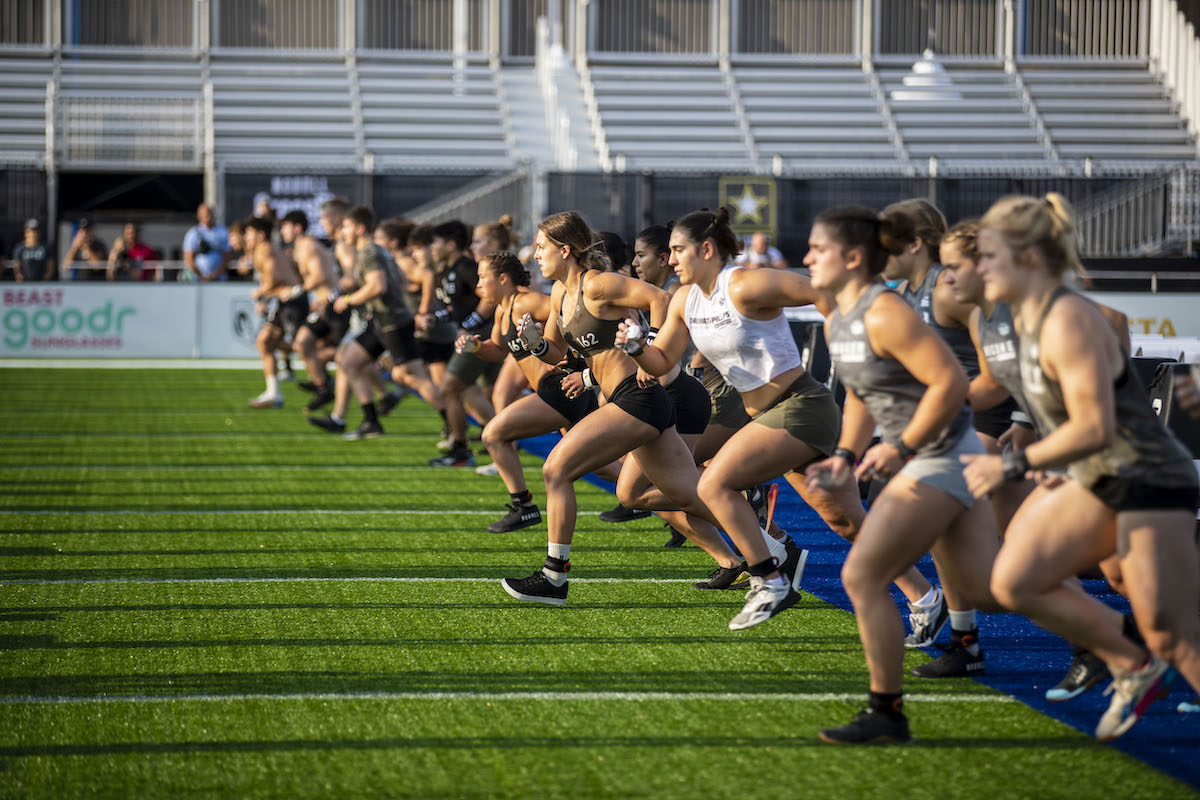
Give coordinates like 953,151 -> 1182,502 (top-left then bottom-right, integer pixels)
893,439 -> 918,462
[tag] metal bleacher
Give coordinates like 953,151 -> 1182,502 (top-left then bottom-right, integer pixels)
0,55 -> 52,167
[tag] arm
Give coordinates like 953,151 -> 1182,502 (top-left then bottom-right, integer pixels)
212,235 -> 231,281
622,286 -> 691,377
182,229 -> 201,279
338,268 -> 385,311
587,271 -> 671,329
729,267 -> 823,316
966,307 -> 1011,411
461,302 -> 507,362
107,239 -> 125,280
518,282 -> 569,365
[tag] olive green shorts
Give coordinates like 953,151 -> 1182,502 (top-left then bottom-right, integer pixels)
446,351 -> 502,386
702,367 -> 751,430
750,371 -> 841,458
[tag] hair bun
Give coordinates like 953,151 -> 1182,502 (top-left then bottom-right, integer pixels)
713,207 -> 732,225
498,214 -> 513,228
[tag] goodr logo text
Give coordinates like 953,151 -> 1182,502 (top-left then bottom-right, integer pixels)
3,289 -> 136,350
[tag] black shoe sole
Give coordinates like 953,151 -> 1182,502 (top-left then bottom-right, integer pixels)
817,730 -> 912,745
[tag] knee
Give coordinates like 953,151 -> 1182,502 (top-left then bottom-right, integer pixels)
840,555 -> 881,603
542,455 -> 569,489
481,420 -> 504,449
696,469 -> 729,506
989,568 -> 1028,613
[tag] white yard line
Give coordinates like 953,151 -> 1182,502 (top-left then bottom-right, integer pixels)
0,576 -> 691,586
3,464 -> 542,473
0,690 -> 1014,706
0,509 -> 573,516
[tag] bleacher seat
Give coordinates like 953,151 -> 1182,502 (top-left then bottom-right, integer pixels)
0,55 -> 52,167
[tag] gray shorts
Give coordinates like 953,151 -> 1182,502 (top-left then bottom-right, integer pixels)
899,430 -> 985,509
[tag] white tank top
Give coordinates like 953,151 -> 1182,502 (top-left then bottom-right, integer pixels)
684,265 -> 801,391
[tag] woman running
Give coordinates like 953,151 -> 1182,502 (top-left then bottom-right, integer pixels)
800,205 -> 1000,744
963,193 -> 1200,741
499,211 -> 745,605
624,208 -> 933,632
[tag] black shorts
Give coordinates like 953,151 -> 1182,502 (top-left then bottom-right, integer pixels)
266,295 -> 310,341
974,397 -> 1020,440
1089,475 -> 1199,513
665,372 -> 711,435
356,318 -> 419,364
418,338 -> 455,365
536,370 -> 599,425
607,373 -> 676,434
303,306 -> 351,345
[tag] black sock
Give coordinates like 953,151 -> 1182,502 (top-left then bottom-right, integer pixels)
1122,613 -> 1145,648
868,691 -> 905,720
362,402 -> 378,425
951,627 -> 979,650
510,490 -> 532,505
454,439 -> 468,452
747,558 -> 777,578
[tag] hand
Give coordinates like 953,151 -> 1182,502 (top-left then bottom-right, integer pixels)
804,457 -> 852,493
854,442 -> 904,482
455,332 -> 481,354
333,295 -> 349,314
560,370 -> 585,399
636,367 -> 658,388
71,229 -> 88,248
614,316 -> 645,354
416,313 -> 433,333
960,453 -> 1006,499
997,423 -> 1036,452
1030,470 -> 1067,490
516,312 -> 543,351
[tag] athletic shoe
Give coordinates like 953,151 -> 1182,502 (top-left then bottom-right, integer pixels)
1177,697 -> 1200,713
663,527 -> 687,548
598,504 -> 652,523
475,463 -> 500,476
745,483 -> 770,526
487,502 -> 542,533
249,392 -> 283,409
728,576 -> 800,631
304,387 -> 334,413
777,537 -> 809,592
307,415 -> 346,434
1046,649 -> 1110,702
1095,656 -> 1173,741
818,709 -> 911,745
904,587 -> 949,648
911,642 -> 985,678
298,380 -> 320,393
343,420 -> 383,441
378,392 -> 403,416
500,571 -> 567,606
429,447 -> 475,467
693,562 -> 749,590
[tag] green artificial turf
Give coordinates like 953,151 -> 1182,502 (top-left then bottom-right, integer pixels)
0,368 -> 1195,799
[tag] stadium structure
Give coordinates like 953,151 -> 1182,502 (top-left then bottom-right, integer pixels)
1,0 -> 1198,266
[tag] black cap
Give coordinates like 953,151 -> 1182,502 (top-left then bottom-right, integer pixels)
78,218 -> 92,229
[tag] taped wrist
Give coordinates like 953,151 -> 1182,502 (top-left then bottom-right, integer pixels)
1002,447 -> 1030,482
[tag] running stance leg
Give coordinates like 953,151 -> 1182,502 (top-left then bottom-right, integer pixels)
481,393 -> 569,532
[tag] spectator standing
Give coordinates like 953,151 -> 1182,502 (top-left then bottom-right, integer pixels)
63,219 -> 106,280
11,218 -> 55,282
107,222 -> 157,281
183,203 -> 231,282
735,231 -> 788,269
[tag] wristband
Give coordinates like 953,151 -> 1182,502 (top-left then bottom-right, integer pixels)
623,340 -> 645,357
581,368 -> 595,389
327,288 -> 341,302
530,338 -> 549,357
832,447 -> 857,467
646,326 -> 659,343
462,310 -> 486,332
434,308 -> 452,323
894,439 -> 918,462
1002,447 -> 1030,482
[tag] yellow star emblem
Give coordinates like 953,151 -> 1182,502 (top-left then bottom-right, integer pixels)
732,185 -> 767,224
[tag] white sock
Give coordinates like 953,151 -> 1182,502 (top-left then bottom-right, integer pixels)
761,526 -> 787,566
330,412 -> 344,425
764,574 -> 787,588
949,608 -> 977,631
914,586 -> 939,608
266,375 -> 279,396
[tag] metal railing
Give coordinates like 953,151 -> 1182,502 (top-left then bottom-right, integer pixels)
359,0 -> 488,53
404,168 -> 532,240
70,0 -> 195,49
1077,164 -> 1200,256
1023,0 -> 1146,58
58,96 -> 204,169
507,0 -> 567,58
877,0 -> 1003,57
589,0 -> 716,56
1150,0 -> 1200,148
735,0 -> 858,56
214,0 -> 341,50
0,0 -> 47,46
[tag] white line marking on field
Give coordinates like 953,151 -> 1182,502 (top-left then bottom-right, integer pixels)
0,576 -> 693,586
0,509 -> 581,516
0,691 -> 1014,706
2,465 -> 543,473
0,359 -> 263,370
1,432 -> 442,440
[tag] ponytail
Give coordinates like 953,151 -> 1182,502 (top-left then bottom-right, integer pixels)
814,205 -> 907,276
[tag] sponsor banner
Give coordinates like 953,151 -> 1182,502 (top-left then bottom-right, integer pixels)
1,285 -> 195,357
1085,292 -> 1200,339
197,284 -> 264,358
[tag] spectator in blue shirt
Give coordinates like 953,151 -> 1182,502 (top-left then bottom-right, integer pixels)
183,203 -> 231,282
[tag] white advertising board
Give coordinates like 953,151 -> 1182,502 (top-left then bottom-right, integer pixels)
196,284 -> 266,358
1084,292 -> 1200,339
1,284 -> 197,357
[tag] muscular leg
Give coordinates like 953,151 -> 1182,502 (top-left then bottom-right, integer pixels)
482,392 -> 570,496
492,357 -> 528,414
441,374 -> 471,445
462,382 -> 496,428
293,326 -> 327,387
395,358 -> 442,410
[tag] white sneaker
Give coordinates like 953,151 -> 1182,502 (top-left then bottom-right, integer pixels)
279,369 -> 295,382
475,463 -> 500,476
1095,656 -> 1172,741
728,576 -> 800,631
249,391 -> 282,409
904,587 -> 950,648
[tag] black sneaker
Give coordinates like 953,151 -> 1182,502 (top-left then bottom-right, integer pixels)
307,415 -> 346,434
429,447 -> 475,467
500,571 -> 568,606
304,387 -> 335,413
664,527 -> 687,548
343,420 -> 384,441
598,504 -> 652,523
693,562 -> 749,590
1046,649 -> 1110,702
819,709 -> 911,745
911,643 -> 986,678
378,392 -> 403,416
487,502 -> 542,533
298,380 -> 320,393
777,537 -> 810,592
